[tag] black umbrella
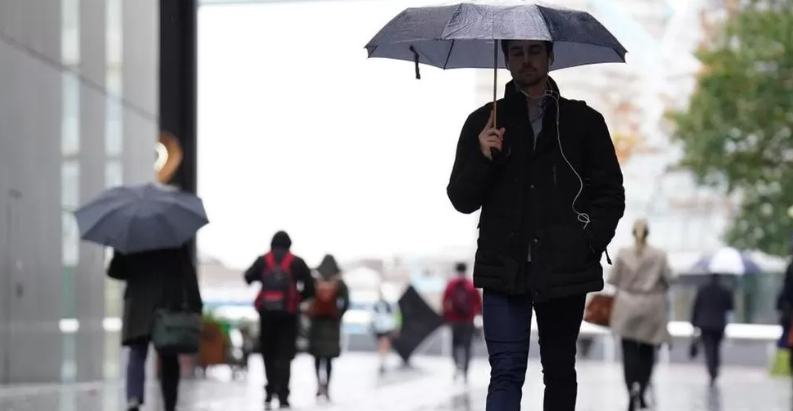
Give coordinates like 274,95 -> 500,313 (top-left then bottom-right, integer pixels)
392,285 -> 445,364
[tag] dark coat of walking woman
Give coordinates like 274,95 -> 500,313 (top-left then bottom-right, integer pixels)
308,255 -> 350,400
691,274 -> 734,385
108,246 -> 203,411
776,255 -> 793,372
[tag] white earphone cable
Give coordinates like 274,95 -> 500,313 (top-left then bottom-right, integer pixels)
519,82 -> 590,230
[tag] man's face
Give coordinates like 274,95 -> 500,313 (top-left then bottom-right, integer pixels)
505,40 -> 553,88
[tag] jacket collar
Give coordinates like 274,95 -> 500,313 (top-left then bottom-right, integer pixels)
500,76 -> 562,156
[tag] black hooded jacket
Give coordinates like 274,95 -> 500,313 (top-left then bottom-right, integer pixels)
244,231 -> 315,302
447,77 -> 625,300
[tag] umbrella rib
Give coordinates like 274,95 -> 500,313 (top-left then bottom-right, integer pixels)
534,5 -> 555,41
156,211 -> 183,247
119,202 -> 143,253
438,3 -> 463,69
161,200 -> 208,248
442,40 -> 456,70
79,202 -> 134,238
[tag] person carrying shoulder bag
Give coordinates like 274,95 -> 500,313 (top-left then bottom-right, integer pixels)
108,245 -> 203,411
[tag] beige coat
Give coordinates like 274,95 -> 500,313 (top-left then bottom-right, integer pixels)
608,245 -> 674,345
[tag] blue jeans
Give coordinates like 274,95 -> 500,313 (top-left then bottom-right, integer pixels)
483,290 -> 586,411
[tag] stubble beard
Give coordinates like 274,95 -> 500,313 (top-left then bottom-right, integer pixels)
514,73 -> 548,94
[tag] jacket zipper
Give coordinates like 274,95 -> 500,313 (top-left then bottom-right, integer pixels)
552,164 -> 557,187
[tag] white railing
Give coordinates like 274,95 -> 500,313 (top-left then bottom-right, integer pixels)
58,317 -> 782,341
61,317 -> 782,365
437,319 -> 783,364
579,321 -> 782,341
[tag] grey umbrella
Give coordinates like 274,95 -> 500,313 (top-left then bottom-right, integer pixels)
365,0 -> 627,72
74,182 -> 209,253
365,0 -> 627,121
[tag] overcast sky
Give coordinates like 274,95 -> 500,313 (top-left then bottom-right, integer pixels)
197,1 -> 482,269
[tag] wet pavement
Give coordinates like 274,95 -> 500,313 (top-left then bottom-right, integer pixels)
436,361 -> 793,411
0,353 -> 791,410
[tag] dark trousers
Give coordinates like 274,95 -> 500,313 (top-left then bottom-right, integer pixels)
126,338 -> 180,411
314,356 -> 333,385
701,329 -> 724,380
482,290 -> 585,411
260,314 -> 298,401
451,322 -> 475,374
621,338 -> 656,400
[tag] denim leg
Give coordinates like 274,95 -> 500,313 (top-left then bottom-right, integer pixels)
483,290 -> 532,411
126,340 -> 149,404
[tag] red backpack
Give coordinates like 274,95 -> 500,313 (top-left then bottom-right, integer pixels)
450,280 -> 474,317
254,252 -> 298,314
310,278 -> 340,318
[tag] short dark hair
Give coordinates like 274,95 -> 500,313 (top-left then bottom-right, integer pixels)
500,40 -> 553,57
455,262 -> 467,273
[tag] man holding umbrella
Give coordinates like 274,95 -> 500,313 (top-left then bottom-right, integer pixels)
447,40 -> 625,410
365,2 -> 627,409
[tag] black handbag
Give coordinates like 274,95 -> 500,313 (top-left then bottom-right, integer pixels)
152,308 -> 202,354
152,277 -> 202,354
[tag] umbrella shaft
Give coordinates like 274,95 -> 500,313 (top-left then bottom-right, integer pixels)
493,42 -> 498,127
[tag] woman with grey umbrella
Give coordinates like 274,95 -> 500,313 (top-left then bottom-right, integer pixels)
308,255 -> 350,401
108,245 -> 203,411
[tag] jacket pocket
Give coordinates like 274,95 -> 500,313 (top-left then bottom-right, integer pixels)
473,258 -> 504,280
477,213 -> 510,256
545,223 -> 591,273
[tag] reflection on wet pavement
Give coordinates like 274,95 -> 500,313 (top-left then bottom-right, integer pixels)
1,355 -> 792,411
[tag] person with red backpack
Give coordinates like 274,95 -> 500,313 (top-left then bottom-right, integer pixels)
307,254 -> 349,401
442,262 -> 482,383
244,231 -> 314,410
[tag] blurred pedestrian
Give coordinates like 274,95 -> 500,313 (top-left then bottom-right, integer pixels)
775,243 -> 793,374
442,262 -> 482,383
245,231 -> 315,410
308,254 -> 350,401
609,219 -> 673,411
371,289 -> 401,374
691,273 -> 734,385
108,245 -> 203,411
446,39 -> 625,411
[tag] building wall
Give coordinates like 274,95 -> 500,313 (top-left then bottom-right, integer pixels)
0,0 -> 158,384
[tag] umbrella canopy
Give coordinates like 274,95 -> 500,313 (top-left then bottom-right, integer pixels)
392,285 -> 444,364
690,247 -> 762,276
74,182 -> 209,253
365,0 -> 627,72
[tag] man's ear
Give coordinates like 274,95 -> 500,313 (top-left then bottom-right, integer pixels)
548,52 -> 555,69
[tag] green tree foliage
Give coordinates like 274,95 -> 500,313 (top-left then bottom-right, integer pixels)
671,1 -> 793,256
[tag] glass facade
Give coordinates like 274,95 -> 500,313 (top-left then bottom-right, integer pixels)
60,0 -> 81,383
60,0 -> 81,321
104,0 -> 123,322
103,0 -> 125,380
